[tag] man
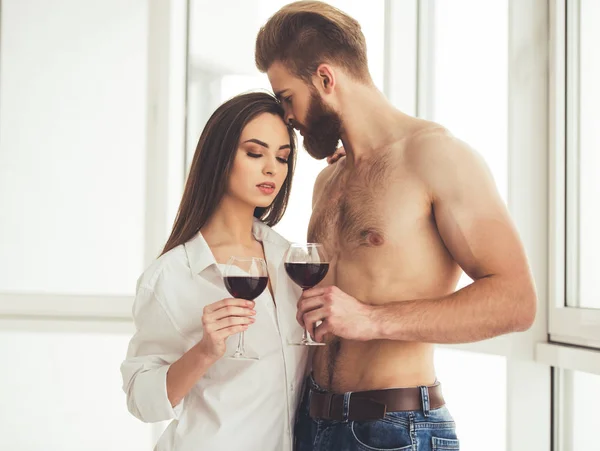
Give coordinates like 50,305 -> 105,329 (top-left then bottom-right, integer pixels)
255,2 -> 537,450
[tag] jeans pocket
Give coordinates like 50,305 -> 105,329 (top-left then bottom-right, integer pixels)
432,436 -> 460,450
351,420 -> 413,451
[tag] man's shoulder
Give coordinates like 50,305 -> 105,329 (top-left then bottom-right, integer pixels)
403,120 -> 452,156
401,122 -> 477,175
315,157 -> 343,190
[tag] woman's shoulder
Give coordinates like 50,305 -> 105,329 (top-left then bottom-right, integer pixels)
136,244 -> 189,292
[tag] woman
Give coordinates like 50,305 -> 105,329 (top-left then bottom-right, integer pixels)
121,92 -> 308,451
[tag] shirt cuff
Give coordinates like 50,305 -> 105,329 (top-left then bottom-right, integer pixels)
133,364 -> 183,422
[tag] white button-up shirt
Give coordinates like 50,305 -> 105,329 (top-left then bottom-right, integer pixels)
121,219 -> 309,451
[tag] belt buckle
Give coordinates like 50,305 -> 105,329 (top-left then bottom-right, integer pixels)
309,391 -> 334,420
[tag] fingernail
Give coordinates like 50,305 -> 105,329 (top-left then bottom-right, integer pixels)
251,310 -> 256,315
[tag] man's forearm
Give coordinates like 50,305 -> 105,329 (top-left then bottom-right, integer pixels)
369,275 -> 536,344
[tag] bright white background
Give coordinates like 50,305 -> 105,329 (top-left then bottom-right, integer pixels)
0,1 -> 598,450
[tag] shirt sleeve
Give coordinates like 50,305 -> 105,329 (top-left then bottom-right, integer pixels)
120,284 -> 192,423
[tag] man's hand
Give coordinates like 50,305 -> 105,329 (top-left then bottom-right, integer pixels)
327,146 -> 346,164
297,286 -> 377,342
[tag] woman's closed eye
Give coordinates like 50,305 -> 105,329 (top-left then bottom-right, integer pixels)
247,152 -> 288,164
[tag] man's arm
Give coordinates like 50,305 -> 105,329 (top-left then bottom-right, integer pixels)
300,132 -> 537,344
379,132 -> 537,343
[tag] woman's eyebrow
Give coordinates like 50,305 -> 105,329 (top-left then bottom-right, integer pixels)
243,138 -> 290,150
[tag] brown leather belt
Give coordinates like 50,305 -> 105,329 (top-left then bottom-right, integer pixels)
309,383 -> 445,422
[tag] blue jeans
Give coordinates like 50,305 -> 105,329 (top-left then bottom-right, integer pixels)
294,376 -> 460,451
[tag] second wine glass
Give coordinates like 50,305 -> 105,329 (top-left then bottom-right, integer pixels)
284,243 -> 329,346
223,256 -> 268,360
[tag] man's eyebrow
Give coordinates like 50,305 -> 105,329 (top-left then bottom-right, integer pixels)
274,90 -> 288,101
243,139 -> 290,150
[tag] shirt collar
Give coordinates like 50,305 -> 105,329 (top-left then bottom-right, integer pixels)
184,218 -> 290,275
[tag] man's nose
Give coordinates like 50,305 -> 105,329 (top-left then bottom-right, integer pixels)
285,111 -> 294,127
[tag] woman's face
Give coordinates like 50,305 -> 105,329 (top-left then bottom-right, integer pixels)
226,112 -> 291,209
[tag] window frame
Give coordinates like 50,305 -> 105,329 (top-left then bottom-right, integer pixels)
548,0 -> 600,349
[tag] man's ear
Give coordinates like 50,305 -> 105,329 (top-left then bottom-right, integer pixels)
313,64 -> 336,94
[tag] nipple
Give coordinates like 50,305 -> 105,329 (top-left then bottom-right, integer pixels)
361,229 -> 385,247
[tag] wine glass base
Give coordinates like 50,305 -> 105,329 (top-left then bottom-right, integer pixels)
225,352 -> 259,360
288,340 -> 326,346
225,355 -> 260,360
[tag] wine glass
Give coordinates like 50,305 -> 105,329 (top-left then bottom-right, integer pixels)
223,256 -> 268,360
284,243 -> 329,346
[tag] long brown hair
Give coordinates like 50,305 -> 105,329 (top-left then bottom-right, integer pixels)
161,92 -> 297,256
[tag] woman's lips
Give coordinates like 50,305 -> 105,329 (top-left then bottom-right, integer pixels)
257,183 -> 275,195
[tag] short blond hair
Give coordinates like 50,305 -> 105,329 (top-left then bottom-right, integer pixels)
255,1 -> 369,82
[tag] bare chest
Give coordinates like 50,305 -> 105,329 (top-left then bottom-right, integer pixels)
308,158 -> 421,252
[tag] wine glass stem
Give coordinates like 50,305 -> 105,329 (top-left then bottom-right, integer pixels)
303,329 -> 310,342
235,330 -> 246,357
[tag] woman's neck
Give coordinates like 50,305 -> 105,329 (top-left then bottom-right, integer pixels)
201,196 -> 257,249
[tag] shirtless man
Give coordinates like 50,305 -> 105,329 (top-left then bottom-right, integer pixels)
255,2 -> 537,450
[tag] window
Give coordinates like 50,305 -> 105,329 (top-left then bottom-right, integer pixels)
431,0 -> 508,289
549,0 -> 600,348
0,0 -> 148,296
0,1 -> 159,447
555,369 -> 600,451
566,0 -> 600,310
435,349 -> 506,451
0,328 -> 155,450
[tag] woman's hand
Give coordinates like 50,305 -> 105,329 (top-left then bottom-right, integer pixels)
327,146 -> 346,164
197,298 -> 256,361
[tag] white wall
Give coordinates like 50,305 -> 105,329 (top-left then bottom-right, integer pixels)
0,0 -> 147,296
0,0 -> 156,448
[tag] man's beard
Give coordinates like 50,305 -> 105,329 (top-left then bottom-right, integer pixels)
300,91 -> 342,160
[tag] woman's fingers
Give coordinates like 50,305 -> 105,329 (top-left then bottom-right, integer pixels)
210,305 -> 256,321
202,298 -> 256,328
203,298 -> 254,314
215,324 -> 250,340
212,315 -> 255,332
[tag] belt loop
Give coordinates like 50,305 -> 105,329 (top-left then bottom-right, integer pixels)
342,392 -> 352,423
419,386 -> 430,417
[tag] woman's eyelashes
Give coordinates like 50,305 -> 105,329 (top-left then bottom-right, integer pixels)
246,151 -> 288,164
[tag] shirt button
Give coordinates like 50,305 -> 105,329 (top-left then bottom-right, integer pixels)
290,384 -> 294,392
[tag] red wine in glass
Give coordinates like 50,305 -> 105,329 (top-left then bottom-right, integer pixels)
224,276 -> 268,300
284,243 -> 329,346
284,263 -> 329,289
223,257 -> 268,360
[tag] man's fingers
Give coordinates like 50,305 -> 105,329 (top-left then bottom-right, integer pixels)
296,297 -> 325,325
303,309 -> 327,340
300,286 -> 333,299
314,320 -> 331,343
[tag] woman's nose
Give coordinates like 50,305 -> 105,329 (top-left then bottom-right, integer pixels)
263,159 -> 276,176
